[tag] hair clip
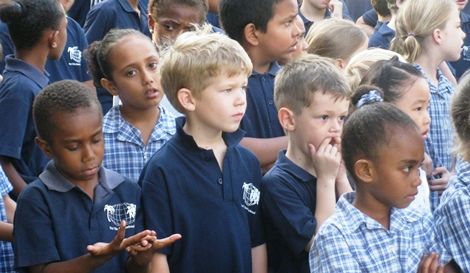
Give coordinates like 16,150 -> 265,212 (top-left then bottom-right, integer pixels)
407,32 -> 416,37
356,90 -> 383,108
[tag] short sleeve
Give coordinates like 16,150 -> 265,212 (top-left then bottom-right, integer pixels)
84,6 -> 114,44
309,226 -> 362,273
0,168 -> 12,196
261,175 -> 316,254
0,84 -> 33,159
248,163 -> 265,248
13,184 -> 60,268
362,9 -> 378,27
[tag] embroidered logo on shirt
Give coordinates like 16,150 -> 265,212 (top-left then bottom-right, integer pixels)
104,203 -> 136,230
67,46 -> 82,65
241,182 -> 260,215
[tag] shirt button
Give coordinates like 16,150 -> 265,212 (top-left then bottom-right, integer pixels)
218,178 -> 223,185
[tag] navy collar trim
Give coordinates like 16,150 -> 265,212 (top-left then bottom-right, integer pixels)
252,62 -> 281,77
4,55 -> 49,87
173,116 -> 245,151
39,161 -> 125,192
276,150 -> 315,183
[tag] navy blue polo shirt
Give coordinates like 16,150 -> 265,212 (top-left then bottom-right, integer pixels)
449,12 -> 470,79
261,151 -> 317,273
368,23 -> 395,49
0,18 -> 91,84
0,56 -> 49,183
241,62 -> 284,138
140,117 -> 264,273
0,21 -> 14,73
46,17 -> 91,83
84,0 -> 151,44
14,162 -> 143,273
362,8 -> 378,28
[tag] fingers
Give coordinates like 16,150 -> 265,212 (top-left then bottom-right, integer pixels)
153,234 -> 182,250
121,230 -> 154,249
419,253 -> 442,273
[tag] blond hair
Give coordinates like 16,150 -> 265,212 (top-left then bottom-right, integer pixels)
390,0 -> 456,63
345,48 -> 405,91
452,72 -> 470,162
305,18 -> 367,61
274,54 -> 350,115
159,31 -> 252,113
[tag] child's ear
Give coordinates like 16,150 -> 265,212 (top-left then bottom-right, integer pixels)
148,15 -> 155,31
244,23 -> 260,47
177,88 -> 196,112
48,30 -> 59,49
335,58 -> 346,70
100,78 -> 119,96
432,28 -> 443,44
354,159 -> 375,184
278,107 -> 296,132
35,137 -> 53,158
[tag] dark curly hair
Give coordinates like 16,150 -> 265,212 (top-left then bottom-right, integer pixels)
33,80 -> 102,142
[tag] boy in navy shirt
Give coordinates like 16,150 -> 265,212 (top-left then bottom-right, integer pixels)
261,55 -> 352,273
220,0 -> 301,169
14,80 -> 180,273
140,31 -> 267,273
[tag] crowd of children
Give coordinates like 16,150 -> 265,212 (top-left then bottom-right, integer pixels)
2,0 -> 470,272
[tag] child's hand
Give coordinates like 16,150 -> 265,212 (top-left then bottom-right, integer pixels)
87,220 -> 155,257
309,137 -> 341,182
422,153 -> 433,178
418,253 -> 444,273
429,167 -> 450,195
329,0 -> 343,18
127,233 -> 182,266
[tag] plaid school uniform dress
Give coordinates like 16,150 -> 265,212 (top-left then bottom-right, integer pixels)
103,106 -> 176,182
0,169 -> 15,273
310,192 -> 436,273
434,160 -> 470,271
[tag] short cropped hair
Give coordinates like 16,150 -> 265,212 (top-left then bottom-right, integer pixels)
33,80 -> 102,142
159,31 -> 253,113
220,0 -> 283,43
274,54 -> 350,115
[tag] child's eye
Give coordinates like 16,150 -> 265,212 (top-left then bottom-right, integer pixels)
320,115 -> 328,120
149,62 -> 159,70
284,20 -> 293,27
403,166 -> 412,173
242,85 -> 248,92
339,115 -> 347,122
65,145 -> 79,152
415,106 -> 422,111
92,137 -> 102,144
126,69 -> 137,78
163,24 -> 175,31
223,88 -> 232,93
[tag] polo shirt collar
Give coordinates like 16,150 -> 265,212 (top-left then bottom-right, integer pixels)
461,11 -> 470,24
276,150 -> 315,183
252,62 -> 281,77
4,55 -> 49,88
337,192 -> 424,234
117,0 -> 135,13
39,161 -> 125,193
174,116 -> 245,150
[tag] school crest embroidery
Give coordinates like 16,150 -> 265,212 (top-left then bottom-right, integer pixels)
241,182 -> 260,215
67,46 -> 82,65
104,203 -> 136,230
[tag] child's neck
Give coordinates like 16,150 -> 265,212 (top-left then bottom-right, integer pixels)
245,45 -> 274,74
300,3 -> 326,22
183,119 -> 227,170
120,105 -> 160,145
285,142 -> 317,176
128,0 -> 139,10
414,47 -> 443,85
16,48 -> 48,72
353,190 -> 391,229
